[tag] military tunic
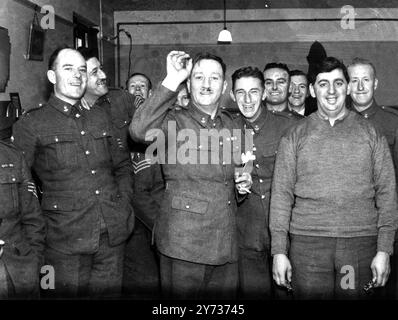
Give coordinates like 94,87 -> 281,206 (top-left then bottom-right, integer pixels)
353,101 -> 398,299
131,85 -> 242,265
353,101 -> 398,190
236,106 -> 301,252
0,141 -> 45,298
12,94 -> 134,255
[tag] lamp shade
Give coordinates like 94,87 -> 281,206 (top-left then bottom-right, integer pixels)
217,28 -> 232,43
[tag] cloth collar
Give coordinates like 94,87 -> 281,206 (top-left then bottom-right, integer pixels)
353,100 -> 378,118
243,104 -> 268,133
48,94 -> 80,116
81,95 -> 110,110
187,102 -> 223,128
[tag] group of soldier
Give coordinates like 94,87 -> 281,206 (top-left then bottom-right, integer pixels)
0,44 -> 397,300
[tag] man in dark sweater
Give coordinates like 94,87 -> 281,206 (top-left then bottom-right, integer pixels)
270,57 -> 398,299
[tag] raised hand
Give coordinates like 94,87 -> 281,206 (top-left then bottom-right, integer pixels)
163,51 -> 193,91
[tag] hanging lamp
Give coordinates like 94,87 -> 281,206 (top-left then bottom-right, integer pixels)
217,0 -> 232,44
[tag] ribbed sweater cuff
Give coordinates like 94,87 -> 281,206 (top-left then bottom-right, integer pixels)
377,229 -> 396,255
271,231 -> 288,256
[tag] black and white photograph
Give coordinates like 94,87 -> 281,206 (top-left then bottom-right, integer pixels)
0,0 -> 398,317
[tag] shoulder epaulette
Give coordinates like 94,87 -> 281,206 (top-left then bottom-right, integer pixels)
24,103 -> 44,114
381,105 -> 398,117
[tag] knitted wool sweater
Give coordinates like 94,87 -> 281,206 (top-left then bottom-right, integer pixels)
270,110 -> 398,255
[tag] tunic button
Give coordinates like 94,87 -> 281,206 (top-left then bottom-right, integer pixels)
253,147 -> 257,151
76,114 -> 81,118
219,141 -> 223,146
185,205 -> 190,209
222,161 -> 226,165
364,114 -> 368,118
81,131 -> 85,135
95,190 -> 100,195
255,164 -> 260,168
103,132 -> 107,136
259,179 -> 263,183
91,170 -> 96,175
53,204 -> 58,209
11,177 -> 16,182
228,201 -> 231,205
85,150 -> 90,155
225,182 -> 228,186
55,137 -> 59,142
261,195 -> 266,199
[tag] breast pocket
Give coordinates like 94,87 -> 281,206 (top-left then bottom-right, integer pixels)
112,118 -> 130,149
259,142 -> 279,179
90,130 -> 113,163
39,134 -> 78,170
171,195 -> 209,215
0,167 -> 21,217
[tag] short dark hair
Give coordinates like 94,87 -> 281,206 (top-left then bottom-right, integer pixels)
347,57 -> 377,78
289,69 -> 308,79
231,66 -> 264,91
263,62 -> 290,75
308,57 -> 349,85
126,72 -> 152,91
191,52 -> 227,78
48,45 -> 72,70
76,47 -> 99,61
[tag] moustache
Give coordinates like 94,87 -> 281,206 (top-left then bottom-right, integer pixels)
200,87 -> 213,94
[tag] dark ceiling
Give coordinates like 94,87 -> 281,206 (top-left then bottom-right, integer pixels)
112,0 -> 398,11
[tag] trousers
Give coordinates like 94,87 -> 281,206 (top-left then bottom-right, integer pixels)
43,231 -> 124,299
159,253 -> 238,300
289,234 -> 377,300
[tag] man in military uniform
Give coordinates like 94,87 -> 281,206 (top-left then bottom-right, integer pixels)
77,47 -> 137,150
123,72 -> 164,298
77,48 -> 157,298
288,70 -> 311,117
229,66 -> 299,299
347,57 -> 398,298
263,62 -> 292,115
12,47 -> 134,298
126,73 -> 153,99
130,51 -> 252,299
0,121 -> 45,298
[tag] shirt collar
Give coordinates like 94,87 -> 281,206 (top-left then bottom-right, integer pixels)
48,94 -> 80,116
316,107 -> 350,126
